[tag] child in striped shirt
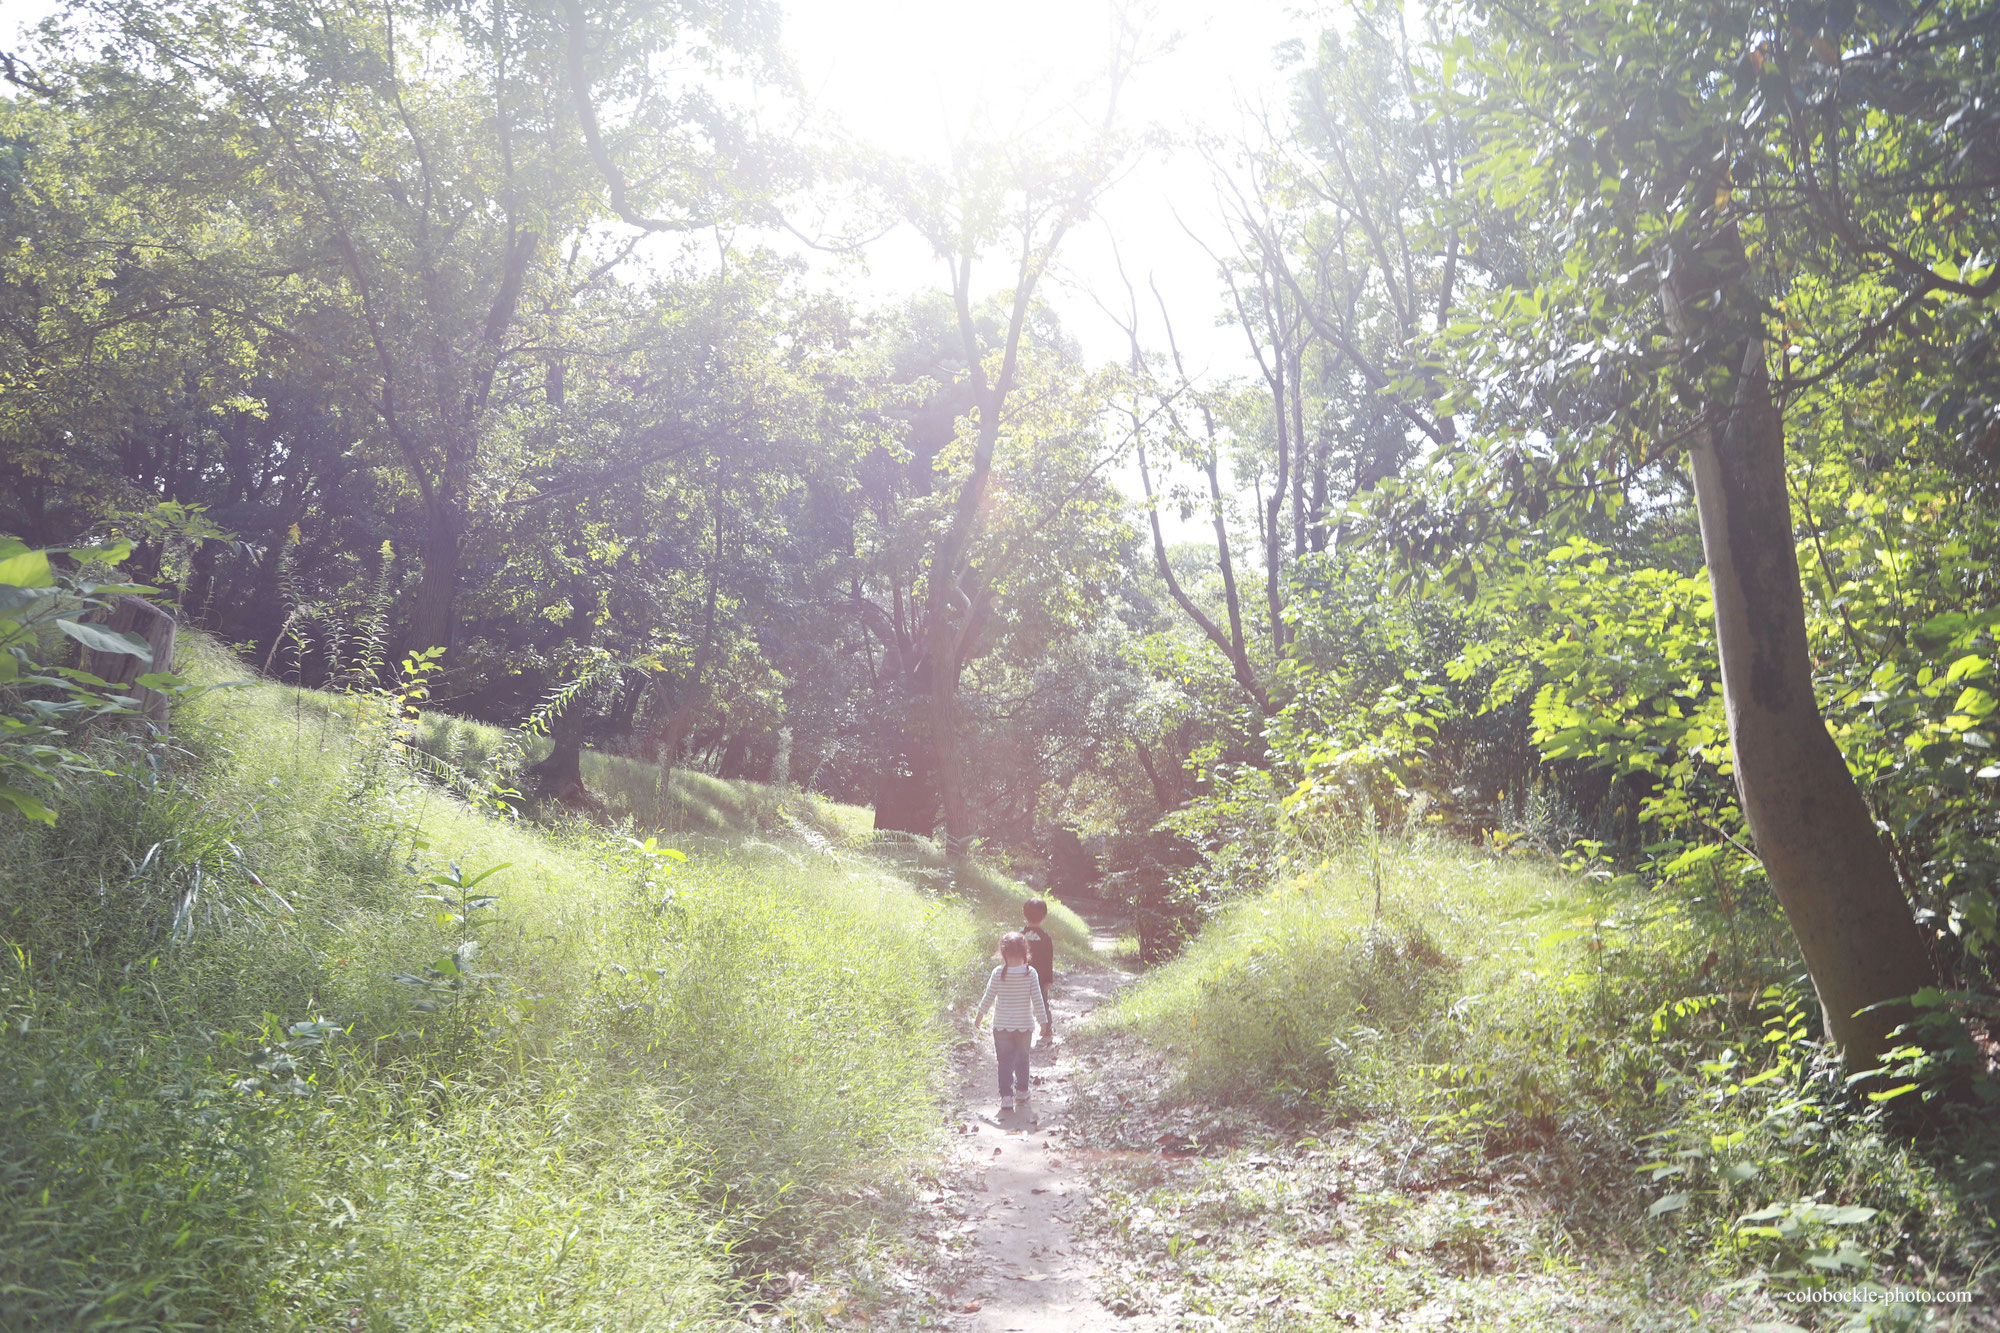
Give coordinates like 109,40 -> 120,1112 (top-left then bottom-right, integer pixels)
974,932 -> 1052,1114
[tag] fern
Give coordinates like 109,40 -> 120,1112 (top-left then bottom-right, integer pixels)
520,651 -> 616,741
344,553 -> 399,690
260,542 -> 322,680
478,651 -> 619,809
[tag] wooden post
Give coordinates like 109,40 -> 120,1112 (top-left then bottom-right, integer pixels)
78,595 -> 177,729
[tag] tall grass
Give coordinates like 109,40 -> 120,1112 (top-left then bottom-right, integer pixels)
0,637 -> 1014,1330
409,711 -> 868,843
1099,838 -> 2000,1303
1103,840 -> 1632,1117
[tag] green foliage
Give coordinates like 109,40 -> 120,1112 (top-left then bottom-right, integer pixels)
0,537 -> 212,825
1104,842 -> 2000,1311
0,634 -> 1007,1329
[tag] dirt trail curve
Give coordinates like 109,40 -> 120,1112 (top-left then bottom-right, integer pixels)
947,909 -> 1156,1333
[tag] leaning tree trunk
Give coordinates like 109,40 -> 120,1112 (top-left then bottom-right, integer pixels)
1685,334 -> 1937,1070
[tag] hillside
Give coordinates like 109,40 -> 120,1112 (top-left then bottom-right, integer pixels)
1065,846 -> 2000,1329
0,638 -> 1083,1330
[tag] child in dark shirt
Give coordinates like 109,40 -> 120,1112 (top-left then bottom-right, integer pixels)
1021,899 -> 1055,1041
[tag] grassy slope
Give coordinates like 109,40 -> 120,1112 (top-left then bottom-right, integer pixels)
410,711 -> 872,843
409,710 -> 1094,962
0,639 -> 1069,1331
1085,842 -> 1999,1330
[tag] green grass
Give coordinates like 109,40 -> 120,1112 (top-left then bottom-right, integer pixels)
410,711 -> 869,843
1103,841 -> 1600,1113
1085,839 -> 2000,1329
857,831 -> 1095,965
0,637 -> 1043,1331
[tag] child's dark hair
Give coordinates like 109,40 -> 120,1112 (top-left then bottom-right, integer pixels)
997,931 -> 1028,963
1022,898 -> 1049,923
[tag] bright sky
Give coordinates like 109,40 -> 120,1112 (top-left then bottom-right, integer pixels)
784,0 -> 1316,378
783,0 -> 1322,547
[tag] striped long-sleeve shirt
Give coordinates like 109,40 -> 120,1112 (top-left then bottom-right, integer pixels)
975,964 -> 1051,1032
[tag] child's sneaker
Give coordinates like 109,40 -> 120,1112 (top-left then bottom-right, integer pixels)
1017,1093 -> 1032,1113
1000,1097 -> 1015,1113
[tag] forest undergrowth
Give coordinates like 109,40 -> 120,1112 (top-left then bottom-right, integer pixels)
0,636 -> 1072,1332
1072,841 -> 2000,1331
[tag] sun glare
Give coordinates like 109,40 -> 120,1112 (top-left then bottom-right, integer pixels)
787,0 -> 1128,160
785,0 -> 1306,372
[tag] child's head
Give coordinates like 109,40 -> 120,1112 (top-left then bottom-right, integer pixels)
998,932 -> 1029,965
1022,899 -> 1049,925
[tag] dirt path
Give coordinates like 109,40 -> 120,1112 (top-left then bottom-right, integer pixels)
944,912 -> 1155,1333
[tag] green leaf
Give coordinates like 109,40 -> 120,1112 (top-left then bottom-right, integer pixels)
1943,654 -> 1991,684
0,585 -> 57,617
55,620 -> 153,663
0,785 -> 56,825
0,548 -> 53,589
1805,1241 -> 1871,1270
59,539 -> 132,566
1648,1192 -> 1689,1216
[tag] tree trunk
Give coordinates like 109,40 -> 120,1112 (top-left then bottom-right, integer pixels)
80,596 -> 177,730
930,663 -> 972,851
717,731 -> 753,780
1687,337 -> 1937,1069
407,507 -> 462,654
874,764 -> 940,835
528,696 -> 590,806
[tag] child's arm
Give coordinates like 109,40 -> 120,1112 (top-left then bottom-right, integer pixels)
972,967 -> 1000,1026
1029,966 -> 1051,1033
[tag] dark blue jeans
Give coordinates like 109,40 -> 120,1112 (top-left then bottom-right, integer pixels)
994,1028 -> 1032,1100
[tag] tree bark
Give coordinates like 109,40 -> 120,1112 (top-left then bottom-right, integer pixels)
873,764 -> 941,834
407,504 -> 462,654
80,596 -> 176,730
1685,334 -> 1937,1069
